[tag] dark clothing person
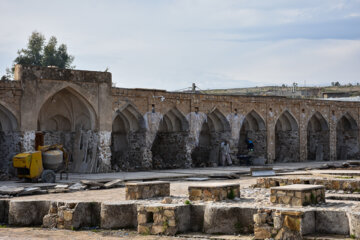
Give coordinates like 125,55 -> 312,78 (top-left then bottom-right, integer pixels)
246,139 -> 254,152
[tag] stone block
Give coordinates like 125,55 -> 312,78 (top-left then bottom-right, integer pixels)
125,181 -> 170,200
188,183 -> 240,201
349,211 -> 360,238
9,200 -> 50,226
203,205 -> 256,234
190,204 -> 205,232
270,184 -> 325,206
0,200 -> 9,224
100,202 -> 137,229
137,204 -> 190,235
315,210 -> 349,235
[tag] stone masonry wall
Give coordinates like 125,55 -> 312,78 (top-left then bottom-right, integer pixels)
256,176 -> 360,192
3,65 -> 360,172
151,132 -> 190,169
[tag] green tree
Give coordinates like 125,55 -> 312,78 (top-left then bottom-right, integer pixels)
2,31 -> 74,79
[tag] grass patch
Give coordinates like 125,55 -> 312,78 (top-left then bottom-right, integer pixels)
227,189 -> 235,200
184,200 -> 191,205
335,176 -> 353,179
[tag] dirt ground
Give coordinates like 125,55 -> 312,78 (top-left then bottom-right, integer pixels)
0,227 -> 253,240
11,177 -> 257,202
0,228 -> 188,240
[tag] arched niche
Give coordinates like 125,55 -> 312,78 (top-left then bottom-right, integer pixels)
191,108 -> 231,167
307,112 -> 330,161
336,112 -> 359,160
0,103 -> 20,172
151,108 -> 189,169
275,110 -> 299,162
111,104 -> 146,170
238,110 -> 267,159
37,87 -> 98,173
38,87 -> 96,131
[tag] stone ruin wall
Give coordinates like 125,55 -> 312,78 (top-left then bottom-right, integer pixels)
0,65 -> 360,173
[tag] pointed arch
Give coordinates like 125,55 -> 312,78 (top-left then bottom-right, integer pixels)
151,107 -> 190,169
159,107 -> 189,132
241,110 -> 266,131
191,108 -> 231,167
275,110 -> 300,162
238,110 -> 267,159
336,112 -> 359,160
207,108 -> 231,132
275,110 -> 298,131
308,112 -> 329,132
307,112 -> 330,161
111,103 -> 147,170
113,103 -> 146,133
0,103 -> 18,131
38,87 -> 97,131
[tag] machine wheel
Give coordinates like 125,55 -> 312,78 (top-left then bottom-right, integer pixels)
41,170 -> 56,183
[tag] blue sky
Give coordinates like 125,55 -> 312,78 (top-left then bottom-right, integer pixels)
1,0 -> 360,90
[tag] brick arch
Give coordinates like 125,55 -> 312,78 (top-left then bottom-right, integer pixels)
275,110 -> 300,162
38,87 -> 97,131
238,110 -> 267,159
336,112 -> 359,160
36,83 -> 98,124
207,108 -> 231,132
0,102 -> 18,131
159,107 -> 189,132
307,111 -> 330,161
113,103 -> 146,133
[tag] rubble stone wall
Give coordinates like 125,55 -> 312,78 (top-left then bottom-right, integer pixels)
256,177 -> 360,192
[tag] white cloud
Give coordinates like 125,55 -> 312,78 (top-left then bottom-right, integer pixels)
0,0 -> 360,90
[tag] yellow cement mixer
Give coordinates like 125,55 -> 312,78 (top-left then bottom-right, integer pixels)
12,144 -> 69,183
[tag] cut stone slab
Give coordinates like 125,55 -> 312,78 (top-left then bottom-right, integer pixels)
125,181 -> 170,200
48,188 -> 69,194
0,187 -> 24,196
100,201 -> 137,229
68,183 -> 86,191
55,184 -> 68,189
80,180 -> 104,187
185,178 -> 210,181
9,200 -> 50,226
270,184 -> 325,206
104,179 -> 123,189
18,187 -> 41,196
188,183 -> 240,201
251,167 -> 275,177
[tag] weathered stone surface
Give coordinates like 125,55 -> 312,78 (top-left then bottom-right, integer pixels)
104,179 -> 123,188
0,186 -> 24,195
100,202 -> 137,229
137,204 -> 190,235
270,184 -> 325,206
80,180 -> 104,187
188,183 -> 240,201
0,200 -> 9,224
126,181 -> 170,200
9,200 -> 50,226
257,177 -> 360,192
315,210 -> 349,235
203,206 -> 256,234
349,211 -> 360,238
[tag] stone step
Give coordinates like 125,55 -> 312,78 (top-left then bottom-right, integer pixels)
303,234 -> 352,240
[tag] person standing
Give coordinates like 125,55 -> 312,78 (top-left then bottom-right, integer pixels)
220,140 -> 232,166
